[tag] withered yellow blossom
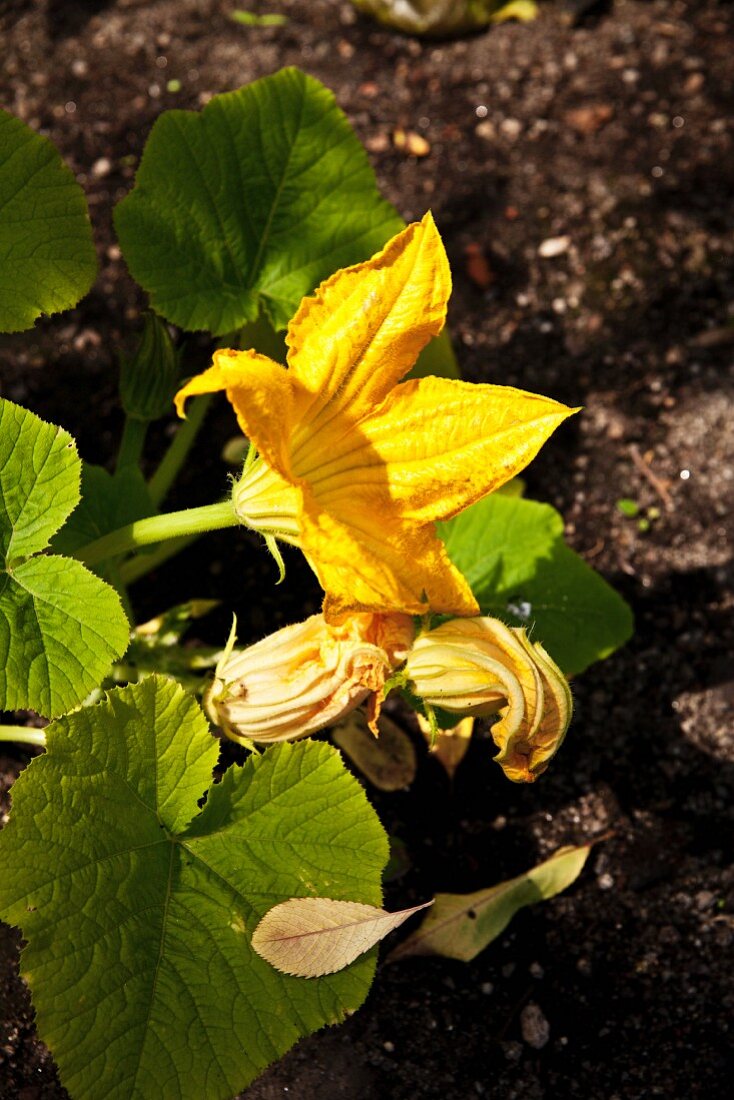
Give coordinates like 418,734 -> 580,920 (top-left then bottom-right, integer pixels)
176,214 -> 577,620
206,611 -> 414,744
405,617 -> 572,782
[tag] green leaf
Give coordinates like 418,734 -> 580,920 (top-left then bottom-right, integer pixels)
408,328 -> 460,380
438,494 -> 633,676
0,677 -> 389,1099
389,844 -> 590,963
0,400 -> 129,716
0,400 -> 80,561
114,68 -> 401,336
230,8 -> 288,25
0,109 -> 97,333
616,497 -> 639,518
51,463 -> 155,558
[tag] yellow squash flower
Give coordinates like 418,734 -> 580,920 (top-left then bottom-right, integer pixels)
205,611 -> 414,744
176,213 -> 577,620
405,617 -> 572,783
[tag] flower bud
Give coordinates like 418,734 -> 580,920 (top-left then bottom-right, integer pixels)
119,312 -> 181,421
405,617 -> 572,782
206,612 -> 414,744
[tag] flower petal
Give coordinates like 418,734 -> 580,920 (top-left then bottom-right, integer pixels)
298,486 -> 478,619
175,348 -> 296,479
286,212 -> 450,439
301,377 -> 578,523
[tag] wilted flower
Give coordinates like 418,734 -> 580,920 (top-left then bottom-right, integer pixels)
176,213 -> 576,621
206,611 -> 414,744
405,617 -> 572,782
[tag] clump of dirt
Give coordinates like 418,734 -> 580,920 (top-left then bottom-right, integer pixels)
1,1 -> 733,1097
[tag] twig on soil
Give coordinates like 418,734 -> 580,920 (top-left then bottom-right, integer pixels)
629,445 -> 675,512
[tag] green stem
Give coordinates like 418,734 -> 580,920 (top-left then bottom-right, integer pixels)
0,726 -> 46,748
119,534 -> 198,585
116,416 -> 148,472
76,499 -> 239,568
149,394 -> 212,507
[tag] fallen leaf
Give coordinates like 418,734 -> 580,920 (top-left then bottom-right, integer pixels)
332,711 -> 417,791
418,714 -> 473,779
252,897 -> 432,977
564,104 -> 614,135
388,844 -> 591,963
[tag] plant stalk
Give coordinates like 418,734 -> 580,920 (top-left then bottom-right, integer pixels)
0,727 -> 47,748
75,499 -> 239,568
149,394 -> 212,506
116,416 -> 148,471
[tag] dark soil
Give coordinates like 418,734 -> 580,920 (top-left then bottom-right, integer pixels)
2,1 -> 733,1097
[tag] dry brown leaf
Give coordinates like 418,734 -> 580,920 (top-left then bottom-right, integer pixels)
464,243 -> 494,289
332,710 -> 416,791
252,897 -> 433,977
418,714 -> 474,779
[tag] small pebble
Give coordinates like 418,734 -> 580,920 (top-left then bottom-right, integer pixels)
91,157 -> 112,179
521,1003 -> 550,1050
538,235 -> 571,258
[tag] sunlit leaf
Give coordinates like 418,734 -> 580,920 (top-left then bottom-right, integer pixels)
253,897 -> 432,977
51,463 -> 155,561
0,677 -> 389,1098
438,493 -> 633,676
390,844 -> 591,962
0,400 -> 129,716
115,68 -> 400,336
0,109 -> 97,333
332,711 -> 417,791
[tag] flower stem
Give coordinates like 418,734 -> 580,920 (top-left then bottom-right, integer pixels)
75,499 -> 239,568
116,416 -> 148,472
149,394 -> 212,507
0,726 -> 46,748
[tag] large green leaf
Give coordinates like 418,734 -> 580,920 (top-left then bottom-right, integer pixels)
0,677 -> 389,1100
438,493 -> 633,676
0,109 -> 97,333
114,67 -> 401,336
51,462 -> 155,558
0,400 -> 129,716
